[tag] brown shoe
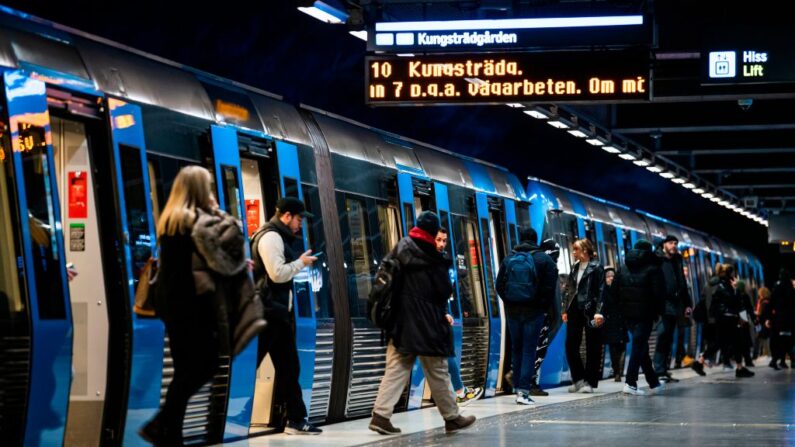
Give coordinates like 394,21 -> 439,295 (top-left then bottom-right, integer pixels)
369,412 -> 401,435
445,414 -> 476,434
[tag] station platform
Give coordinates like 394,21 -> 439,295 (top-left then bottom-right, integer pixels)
224,361 -> 794,447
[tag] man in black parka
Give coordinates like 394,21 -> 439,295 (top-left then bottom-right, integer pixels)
369,211 -> 476,435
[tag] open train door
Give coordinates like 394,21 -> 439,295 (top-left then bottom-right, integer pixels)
0,71 -> 73,447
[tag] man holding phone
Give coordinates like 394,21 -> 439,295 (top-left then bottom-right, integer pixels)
251,197 -> 320,435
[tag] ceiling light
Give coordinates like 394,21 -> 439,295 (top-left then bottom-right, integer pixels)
709,196 -> 721,202
567,129 -> 588,138
682,182 -> 696,189
671,177 -> 686,184
659,172 -> 675,179
585,138 -> 604,146
693,188 -> 705,194
646,165 -> 663,173
524,110 -> 548,119
701,192 -> 714,199
349,30 -> 367,41
547,119 -> 570,129
601,145 -> 621,154
718,200 -> 730,206
633,159 -> 651,167
507,103 -> 525,108
397,53 -> 416,57
619,153 -> 637,160
298,1 -> 349,24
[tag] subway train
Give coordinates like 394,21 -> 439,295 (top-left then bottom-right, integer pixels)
0,7 -> 764,447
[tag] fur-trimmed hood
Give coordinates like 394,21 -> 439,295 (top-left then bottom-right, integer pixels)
192,208 -> 247,276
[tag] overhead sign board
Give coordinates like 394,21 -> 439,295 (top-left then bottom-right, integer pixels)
368,15 -> 649,53
365,51 -> 650,106
702,26 -> 795,85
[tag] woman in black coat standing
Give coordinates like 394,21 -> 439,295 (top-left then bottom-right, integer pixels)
602,267 -> 628,382
764,269 -> 795,369
562,238 -> 605,393
712,264 -> 754,378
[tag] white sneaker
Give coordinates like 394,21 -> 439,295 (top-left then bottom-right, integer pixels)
515,393 -> 535,405
648,382 -> 666,395
722,365 -> 734,372
622,384 -> 646,396
579,385 -> 594,394
568,380 -> 586,393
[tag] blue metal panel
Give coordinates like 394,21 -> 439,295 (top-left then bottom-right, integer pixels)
435,183 -> 463,365
274,140 -> 318,419
106,98 -> 163,447
630,230 -> 639,247
594,222 -> 605,260
475,193 -> 502,397
209,126 -> 259,441
18,61 -> 102,96
504,199 -> 518,248
616,227 -> 626,264
397,172 -> 415,237
464,161 -> 496,193
568,193 -> 588,237
4,70 -> 72,446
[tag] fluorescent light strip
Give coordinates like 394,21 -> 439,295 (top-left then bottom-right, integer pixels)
659,172 -> 675,179
701,192 -> 714,199
547,120 -> 569,129
568,129 -> 588,138
375,15 -> 644,32
693,188 -> 705,194
646,165 -> 663,173
524,110 -> 548,119
682,182 -> 696,189
601,145 -> 621,154
585,138 -> 603,146
671,178 -> 686,184
507,103 -> 525,108
619,153 -> 637,160
349,30 -> 367,41
633,159 -> 650,167
298,6 -> 346,24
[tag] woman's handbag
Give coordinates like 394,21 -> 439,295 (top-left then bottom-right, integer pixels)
133,257 -> 159,317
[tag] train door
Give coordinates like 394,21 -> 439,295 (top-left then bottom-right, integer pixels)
244,138 -> 319,434
496,199 -> 519,393
450,204 -> 489,395
48,95 -> 115,447
474,193 -> 503,397
0,72 -> 73,447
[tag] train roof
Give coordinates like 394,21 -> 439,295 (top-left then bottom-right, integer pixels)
0,6 -> 526,202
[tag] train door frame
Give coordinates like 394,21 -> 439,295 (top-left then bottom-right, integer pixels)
48,95 -> 118,447
1,70 -> 73,447
495,199 -> 519,393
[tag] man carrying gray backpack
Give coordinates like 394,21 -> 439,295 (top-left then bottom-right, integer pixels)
497,228 -> 558,405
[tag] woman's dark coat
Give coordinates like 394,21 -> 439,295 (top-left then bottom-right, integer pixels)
389,235 -> 455,357
563,259 -> 605,318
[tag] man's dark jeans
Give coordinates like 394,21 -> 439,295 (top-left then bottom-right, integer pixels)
626,319 -> 660,388
653,315 -> 677,375
507,312 -> 546,393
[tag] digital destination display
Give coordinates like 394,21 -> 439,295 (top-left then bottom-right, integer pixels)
365,51 -> 650,105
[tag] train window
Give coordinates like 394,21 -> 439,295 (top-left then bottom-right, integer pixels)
376,203 -> 401,256
302,184 -> 333,319
481,217 -> 500,317
452,215 -> 486,319
0,151 -> 26,320
516,202 -> 531,232
147,161 -> 161,224
344,197 -> 373,317
220,165 -> 242,220
283,177 -> 299,199
20,125 -> 66,319
413,196 -> 424,216
439,210 -> 460,319
119,145 -> 154,290
509,223 -> 517,249
403,203 -> 414,233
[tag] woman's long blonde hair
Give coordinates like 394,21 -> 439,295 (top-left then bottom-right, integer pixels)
156,166 -> 216,238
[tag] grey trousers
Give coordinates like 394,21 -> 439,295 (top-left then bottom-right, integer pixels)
372,342 -> 460,420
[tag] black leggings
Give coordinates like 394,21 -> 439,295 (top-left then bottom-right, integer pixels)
716,316 -> 742,366
771,332 -> 794,363
160,324 -> 221,440
609,342 -> 626,376
257,317 -> 307,424
565,311 -> 604,388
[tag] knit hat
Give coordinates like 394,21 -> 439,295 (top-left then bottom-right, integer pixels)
663,234 -> 678,244
634,239 -> 653,252
519,227 -> 538,245
416,210 -> 440,235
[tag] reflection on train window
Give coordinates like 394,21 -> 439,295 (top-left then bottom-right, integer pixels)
403,203 -> 414,233
119,145 -> 153,288
509,223 -> 517,249
439,210 -> 461,319
452,215 -> 486,319
481,217 -> 500,317
516,202 -> 531,232
20,129 -> 67,320
547,211 -> 578,275
147,161 -> 161,224
413,196 -> 423,216
344,197 -> 373,317
377,203 -> 401,256
221,165 -> 242,219
283,177 -> 299,198
602,224 -> 619,269
302,184 -> 333,319
0,150 -> 26,320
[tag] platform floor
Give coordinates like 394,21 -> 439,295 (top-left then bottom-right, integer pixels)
225,361 -> 794,447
